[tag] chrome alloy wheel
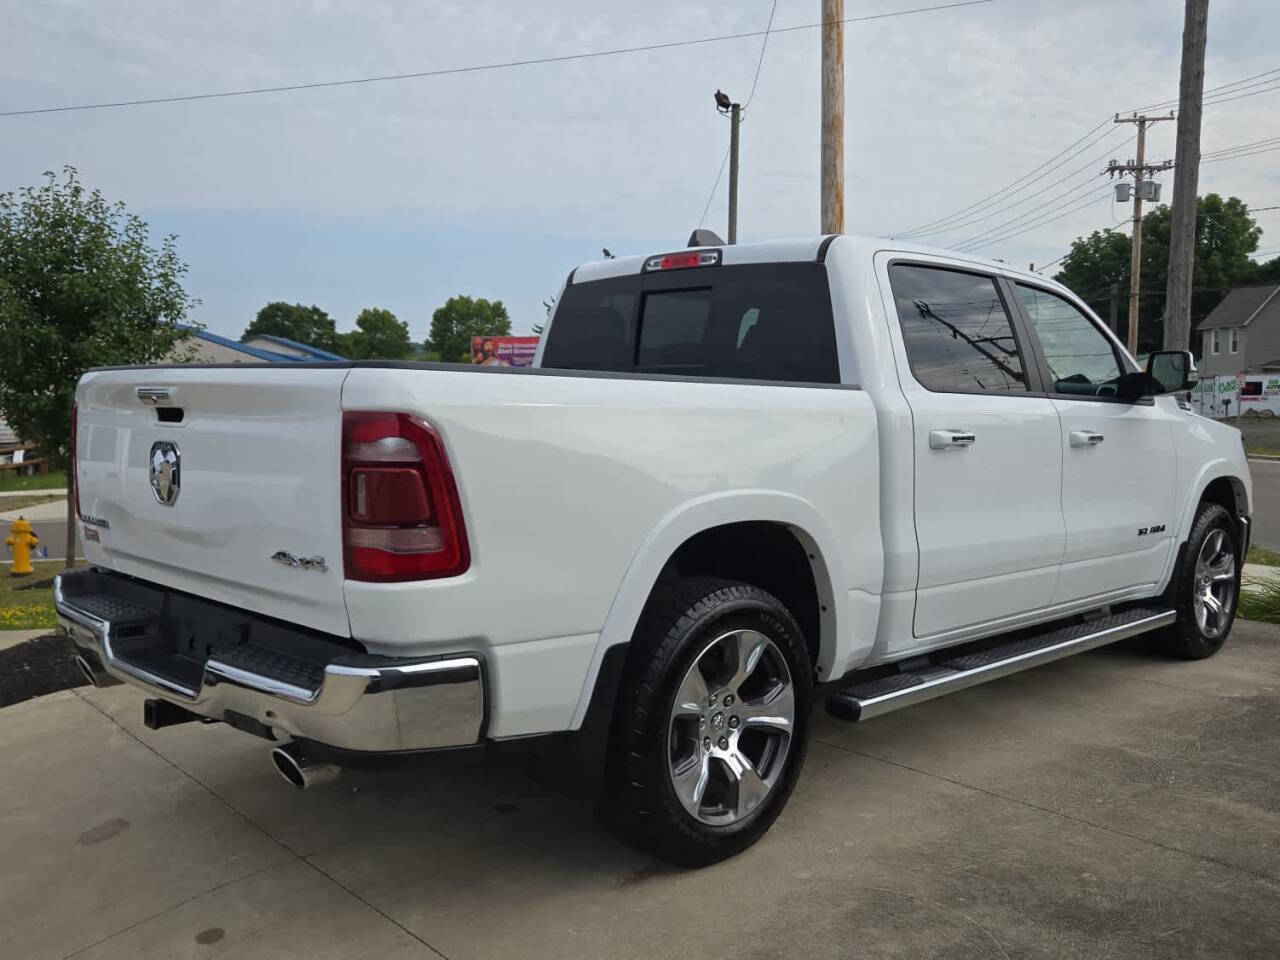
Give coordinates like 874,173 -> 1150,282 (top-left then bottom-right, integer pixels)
666,629 -> 795,826
1193,528 -> 1237,639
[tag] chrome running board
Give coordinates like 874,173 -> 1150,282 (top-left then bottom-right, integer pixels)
827,607 -> 1176,723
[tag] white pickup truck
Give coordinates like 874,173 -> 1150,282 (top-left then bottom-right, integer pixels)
57,235 -> 1251,865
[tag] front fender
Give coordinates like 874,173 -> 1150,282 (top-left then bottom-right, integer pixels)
1158,418 -> 1252,593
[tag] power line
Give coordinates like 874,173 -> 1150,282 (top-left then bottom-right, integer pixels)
955,185 -> 1113,252
908,131 -> 1135,240
697,0 -> 777,228
0,0 -> 996,118
1133,66 -> 1280,112
1034,252 -> 1069,274
1203,80 -> 1280,107
953,175 -> 1113,251
907,65 -> 1280,244
742,0 -> 778,110
892,116 -> 1116,238
1202,143 -> 1280,164
1202,133 -> 1280,157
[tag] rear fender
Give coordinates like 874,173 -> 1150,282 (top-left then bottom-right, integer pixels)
567,490 -> 855,729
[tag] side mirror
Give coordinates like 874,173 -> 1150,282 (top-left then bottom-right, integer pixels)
1145,350 -> 1198,395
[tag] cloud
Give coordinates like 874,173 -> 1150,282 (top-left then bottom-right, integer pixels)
1,0 -> 1277,321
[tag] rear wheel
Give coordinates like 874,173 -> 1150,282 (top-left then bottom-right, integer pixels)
603,576 -> 811,866
1155,502 -> 1239,660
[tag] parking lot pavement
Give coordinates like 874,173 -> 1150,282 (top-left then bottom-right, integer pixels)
2,624 -> 1278,960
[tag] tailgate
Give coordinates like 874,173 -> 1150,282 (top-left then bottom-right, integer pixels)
76,366 -> 351,637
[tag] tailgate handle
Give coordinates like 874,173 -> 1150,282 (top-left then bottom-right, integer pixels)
136,386 -> 173,405
929,429 -> 976,449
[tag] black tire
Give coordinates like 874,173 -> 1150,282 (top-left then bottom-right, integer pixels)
602,576 -> 812,867
1154,501 -> 1240,660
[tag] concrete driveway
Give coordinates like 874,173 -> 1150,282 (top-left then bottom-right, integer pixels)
2,623 -> 1278,960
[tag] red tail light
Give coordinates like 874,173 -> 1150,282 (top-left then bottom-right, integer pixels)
342,412 -> 469,582
71,403 -> 81,520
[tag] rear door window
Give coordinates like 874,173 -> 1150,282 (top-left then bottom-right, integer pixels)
542,262 -> 840,384
888,263 -> 1028,394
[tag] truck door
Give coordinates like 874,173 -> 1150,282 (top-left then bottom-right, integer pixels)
1008,283 -> 1177,604
879,258 -> 1065,639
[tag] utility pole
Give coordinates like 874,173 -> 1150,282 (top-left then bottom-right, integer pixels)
1109,114 -> 1174,355
820,0 -> 844,234
728,101 -> 741,244
1163,0 -> 1209,350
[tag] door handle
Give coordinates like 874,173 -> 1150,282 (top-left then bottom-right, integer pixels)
1069,430 -> 1105,447
929,429 -> 977,450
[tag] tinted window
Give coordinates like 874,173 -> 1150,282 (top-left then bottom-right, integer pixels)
637,289 -> 712,370
1016,285 -> 1122,397
888,264 -> 1027,393
542,263 -> 840,383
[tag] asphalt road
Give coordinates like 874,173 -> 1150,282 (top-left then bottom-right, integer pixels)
25,519 -> 81,563
1249,458 -> 1280,551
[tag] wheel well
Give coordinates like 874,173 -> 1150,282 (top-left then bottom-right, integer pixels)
660,522 -> 825,671
1201,476 -> 1246,518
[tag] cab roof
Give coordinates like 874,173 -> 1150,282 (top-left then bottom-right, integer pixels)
570,234 -> 1063,294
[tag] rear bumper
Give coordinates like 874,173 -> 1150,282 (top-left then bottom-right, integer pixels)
54,569 -> 485,754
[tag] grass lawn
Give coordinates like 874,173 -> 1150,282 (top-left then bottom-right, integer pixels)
0,470 -> 67,493
1240,575 -> 1280,624
0,560 -> 63,631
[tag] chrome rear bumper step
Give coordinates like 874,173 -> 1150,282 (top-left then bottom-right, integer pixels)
826,607 -> 1176,723
54,568 -> 487,754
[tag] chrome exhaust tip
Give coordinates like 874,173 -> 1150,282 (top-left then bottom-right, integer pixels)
271,742 -> 340,790
73,655 -> 98,688
73,652 -> 121,688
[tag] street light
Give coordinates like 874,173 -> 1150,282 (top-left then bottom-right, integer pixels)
714,89 -> 741,244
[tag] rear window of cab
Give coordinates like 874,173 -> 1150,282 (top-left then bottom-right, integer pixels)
541,262 -> 840,385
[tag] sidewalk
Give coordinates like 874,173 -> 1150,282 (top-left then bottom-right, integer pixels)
0,497 -> 68,522
0,629 -> 50,652
1244,562 -> 1280,583
0,487 -> 66,498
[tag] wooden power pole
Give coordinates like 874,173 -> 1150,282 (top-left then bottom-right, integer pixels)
1110,114 -> 1174,355
1163,0 -> 1209,351
820,0 -> 844,234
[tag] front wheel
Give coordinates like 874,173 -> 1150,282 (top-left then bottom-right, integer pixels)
1155,502 -> 1240,660
602,577 -> 812,866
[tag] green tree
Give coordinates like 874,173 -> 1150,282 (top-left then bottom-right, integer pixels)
343,307 -> 412,359
244,302 -> 340,353
426,295 -> 511,363
1255,256 -> 1280,285
1055,194 -> 1261,353
0,166 -> 197,565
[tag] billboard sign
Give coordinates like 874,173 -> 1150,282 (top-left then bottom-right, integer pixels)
471,336 -> 540,367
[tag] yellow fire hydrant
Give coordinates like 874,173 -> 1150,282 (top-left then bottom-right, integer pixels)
5,516 -> 39,577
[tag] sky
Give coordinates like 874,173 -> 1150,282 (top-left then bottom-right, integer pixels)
2,0 -> 1278,344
